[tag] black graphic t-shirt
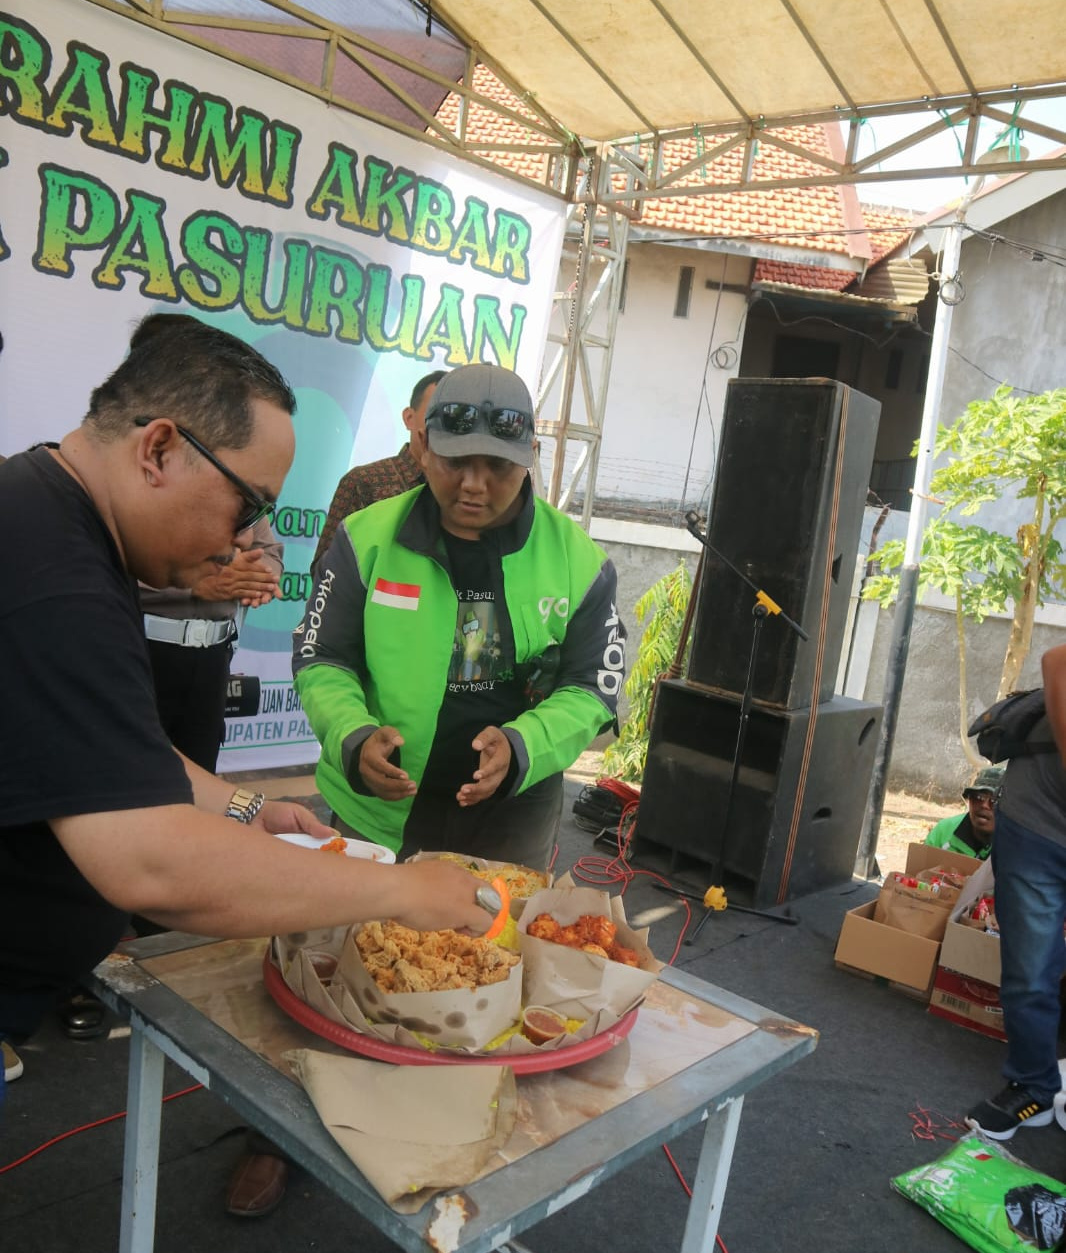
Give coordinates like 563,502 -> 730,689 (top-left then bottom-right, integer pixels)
419,532 -> 526,796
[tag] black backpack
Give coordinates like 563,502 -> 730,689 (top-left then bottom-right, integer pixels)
967,688 -> 1056,762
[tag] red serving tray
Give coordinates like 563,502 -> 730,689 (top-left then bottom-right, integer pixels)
262,948 -> 638,1073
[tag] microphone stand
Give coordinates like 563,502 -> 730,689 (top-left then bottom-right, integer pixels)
678,512 -> 808,943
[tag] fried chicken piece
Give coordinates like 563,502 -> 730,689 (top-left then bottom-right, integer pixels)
608,944 -> 640,967
477,944 -> 517,972
580,943 -> 609,958
527,914 -> 561,942
576,915 -> 617,950
356,920 -> 521,993
373,968 -> 396,993
357,920 -> 387,954
392,958 -> 435,994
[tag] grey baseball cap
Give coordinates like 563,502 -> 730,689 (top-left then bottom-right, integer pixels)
963,765 -> 1005,797
424,364 -> 534,468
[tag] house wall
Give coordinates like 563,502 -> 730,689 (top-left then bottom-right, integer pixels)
541,243 -> 751,512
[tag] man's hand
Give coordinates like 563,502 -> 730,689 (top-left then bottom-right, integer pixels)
192,549 -> 281,607
255,799 -> 335,841
391,860 -> 490,934
456,726 -> 511,807
360,727 -> 417,801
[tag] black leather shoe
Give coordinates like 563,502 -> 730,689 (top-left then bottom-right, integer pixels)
225,1152 -> 288,1218
58,990 -> 108,1040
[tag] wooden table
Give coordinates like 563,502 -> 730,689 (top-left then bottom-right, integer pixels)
90,932 -> 816,1253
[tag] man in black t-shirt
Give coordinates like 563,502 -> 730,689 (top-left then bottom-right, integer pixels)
0,314 -> 488,1107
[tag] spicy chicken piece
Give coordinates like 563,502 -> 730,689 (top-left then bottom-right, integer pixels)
527,913 -> 562,942
576,914 -> 617,950
608,944 -> 640,967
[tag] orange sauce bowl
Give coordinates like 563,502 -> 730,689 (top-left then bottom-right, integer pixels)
520,1005 -> 568,1046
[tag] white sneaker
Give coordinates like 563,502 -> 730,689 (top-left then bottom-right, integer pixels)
2,1040 -> 23,1082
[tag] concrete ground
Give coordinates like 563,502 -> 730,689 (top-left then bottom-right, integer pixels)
3,766 -> 1064,1253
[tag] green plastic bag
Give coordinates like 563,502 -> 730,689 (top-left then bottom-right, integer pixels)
893,1133 -> 1066,1252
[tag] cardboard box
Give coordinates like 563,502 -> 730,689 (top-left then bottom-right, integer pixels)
833,845 -> 983,997
897,843 -> 984,881
927,859 -> 1005,1040
835,899 -> 941,995
938,859 -> 1000,986
928,967 -> 1006,1042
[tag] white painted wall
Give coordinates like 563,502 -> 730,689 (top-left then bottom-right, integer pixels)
539,243 -> 751,512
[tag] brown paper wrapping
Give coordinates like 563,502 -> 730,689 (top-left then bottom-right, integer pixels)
283,1049 -> 517,1213
340,925 -> 523,1050
516,885 -> 662,1019
873,880 -> 955,940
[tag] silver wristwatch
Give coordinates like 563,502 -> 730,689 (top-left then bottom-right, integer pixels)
224,787 -> 267,824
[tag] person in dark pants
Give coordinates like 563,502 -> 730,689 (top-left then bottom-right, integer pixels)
141,516 -> 283,770
966,644 -> 1066,1140
295,363 -> 625,876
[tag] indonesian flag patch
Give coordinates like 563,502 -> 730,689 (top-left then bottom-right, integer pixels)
371,578 -> 421,611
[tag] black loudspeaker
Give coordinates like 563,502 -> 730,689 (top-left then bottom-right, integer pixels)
687,378 -> 880,710
635,679 -> 881,907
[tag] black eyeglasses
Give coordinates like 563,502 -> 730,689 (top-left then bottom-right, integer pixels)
428,401 -> 530,441
134,417 -> 275,533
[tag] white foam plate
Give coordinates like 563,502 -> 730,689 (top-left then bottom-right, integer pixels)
273,832 -> 396,864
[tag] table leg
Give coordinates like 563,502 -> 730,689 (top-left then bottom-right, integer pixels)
119,1026 -> 165,1253
680,1095 -> 744,1253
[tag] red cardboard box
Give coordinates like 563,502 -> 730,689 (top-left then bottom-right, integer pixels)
927,966 -> 1006,1042
927,859 -> 1005,1040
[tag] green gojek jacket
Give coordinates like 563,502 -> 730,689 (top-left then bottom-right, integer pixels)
292,480 -> 626,853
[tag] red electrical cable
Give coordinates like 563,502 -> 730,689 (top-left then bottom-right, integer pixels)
661,1146 -> 730,1252
0,1082 -> 203,1174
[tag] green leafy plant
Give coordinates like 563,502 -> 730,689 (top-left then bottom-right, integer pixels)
601,562 -> 693,782
863,385 -> 1066,763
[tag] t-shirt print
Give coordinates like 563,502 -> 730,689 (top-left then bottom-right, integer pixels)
448,597 -> 505,688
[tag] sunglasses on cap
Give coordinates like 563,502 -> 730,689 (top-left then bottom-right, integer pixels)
134,416 -> 275,534
428,401 -> 530,441
964,789 -> 997,805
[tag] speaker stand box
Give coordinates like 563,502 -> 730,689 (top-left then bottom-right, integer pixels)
635,679 -> 881,908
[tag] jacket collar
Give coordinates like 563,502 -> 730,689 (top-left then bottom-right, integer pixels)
398,475 -> 535,558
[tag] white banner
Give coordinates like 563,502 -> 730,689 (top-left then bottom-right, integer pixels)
0,0 -> 566,770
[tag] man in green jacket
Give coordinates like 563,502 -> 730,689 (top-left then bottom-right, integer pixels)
293,363 -> 626,871
924,765 -> 1004,859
